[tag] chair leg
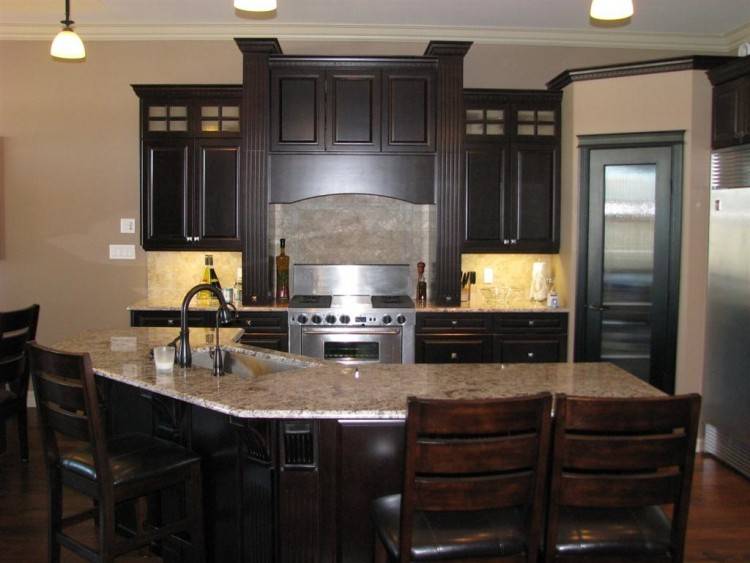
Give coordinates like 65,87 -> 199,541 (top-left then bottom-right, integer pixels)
47,469 -> 62,563
374,532 -> 389,563
98,498 -> 118,563
188,464 -> 206,563
17,408 -> 29,462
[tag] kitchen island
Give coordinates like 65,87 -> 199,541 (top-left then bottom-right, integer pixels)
53,328 -> 662,563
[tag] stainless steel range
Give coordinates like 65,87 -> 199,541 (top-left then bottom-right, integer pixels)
288,264 -> 415,364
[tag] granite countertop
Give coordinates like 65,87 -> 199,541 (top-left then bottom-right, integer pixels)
127,298 -> 288,312
52,328 -> 661,420
128,299 -> 567,314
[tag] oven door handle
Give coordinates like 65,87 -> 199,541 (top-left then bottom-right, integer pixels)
301,327 -> 402,336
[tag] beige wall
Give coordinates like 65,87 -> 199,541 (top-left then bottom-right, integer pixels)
560,70 -> 713,393
0,38 -> 709,346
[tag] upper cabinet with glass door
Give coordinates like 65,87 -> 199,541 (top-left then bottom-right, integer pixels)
134,85 -> 242,139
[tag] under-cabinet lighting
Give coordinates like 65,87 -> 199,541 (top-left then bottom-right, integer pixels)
50,0 -> 85,60
234,0 -> 277,12
590,0 -> 633,21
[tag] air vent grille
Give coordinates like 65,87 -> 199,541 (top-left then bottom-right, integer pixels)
711,147 -> 750,189
282,422 -> 316,467
704,423 -> 750,478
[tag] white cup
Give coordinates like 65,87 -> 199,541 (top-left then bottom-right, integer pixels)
153,346 -> 175,371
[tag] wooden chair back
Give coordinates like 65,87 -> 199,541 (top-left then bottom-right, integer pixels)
27,342 -> 112,490
545,394 -> 701,563
0,304 -> 40,391
399,393 -> 553,563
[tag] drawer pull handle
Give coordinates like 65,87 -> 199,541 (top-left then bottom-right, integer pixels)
451,320 -> 458,327
246,320 -> 253,327
528,320 -> 535,326
167,319 -> 176,325
527,352 -> 535,358
450,352 -> 459,360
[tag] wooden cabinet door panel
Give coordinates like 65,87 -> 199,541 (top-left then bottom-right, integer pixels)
142,140 -> 190,249
195,139 -> 241,249
326,70 -> 381,151
495,337 -> 562,363
509,144 -> 558,251
741,77 -> 750,145
464,144 -> 509,248
383,70 -> 436,152
271,70 -> 325,151
415,335 -> 492,363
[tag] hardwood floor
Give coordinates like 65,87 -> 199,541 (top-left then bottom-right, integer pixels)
1,411 -> 750,562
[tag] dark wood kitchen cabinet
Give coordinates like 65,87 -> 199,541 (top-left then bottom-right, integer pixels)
129,309 -> 289,352
463,89 -> 561,253
415,311 -> 567,364
708,57 -> 750,149
133,85 -> 242,251
270,61 -> 435,154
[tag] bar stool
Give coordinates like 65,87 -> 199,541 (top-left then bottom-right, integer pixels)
371,393 -> 553,562
0,304 -> 40,462
543,394 -> 701,563
27,342 -> 205,563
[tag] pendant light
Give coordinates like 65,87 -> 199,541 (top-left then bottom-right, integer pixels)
234,0 -> 277,12
590,0 -> 634,21
50,0 -> 86,60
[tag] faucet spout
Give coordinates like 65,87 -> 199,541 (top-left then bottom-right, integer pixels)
177,284 -> 236,369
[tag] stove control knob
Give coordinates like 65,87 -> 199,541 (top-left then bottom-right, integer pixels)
396,314 -> 407,325
382,315 -> 392,325
339,315 -> 351,324
325,314 -> 337,324
297,314 -> 308,324
311,314 -> 322,324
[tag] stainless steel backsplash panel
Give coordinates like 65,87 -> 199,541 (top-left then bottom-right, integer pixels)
292,264 -> 412,296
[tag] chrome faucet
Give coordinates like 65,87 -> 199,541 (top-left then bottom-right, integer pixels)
177,284 -> 237,370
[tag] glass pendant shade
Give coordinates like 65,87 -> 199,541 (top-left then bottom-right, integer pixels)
590,0 -> 634,20
234,0 -> 277,12
50,27 -> 86,59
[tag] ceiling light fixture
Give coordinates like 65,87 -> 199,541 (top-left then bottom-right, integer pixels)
234,0 -> 277,12
50,0 -> 86,60
590,0 -> 634,21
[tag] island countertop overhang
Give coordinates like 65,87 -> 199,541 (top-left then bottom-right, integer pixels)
52,328 -> 663,419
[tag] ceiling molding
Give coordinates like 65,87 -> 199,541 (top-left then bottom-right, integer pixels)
726,21 -> 750,52
0,22 -> 739,53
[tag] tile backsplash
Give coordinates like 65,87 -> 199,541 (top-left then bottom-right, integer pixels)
147,252 -> 241,303
460,254 -> 565,307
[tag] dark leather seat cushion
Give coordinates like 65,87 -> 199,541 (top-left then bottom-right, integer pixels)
61,433 -> 200,486
372,494 -> 526,561
555,506 -> 672,557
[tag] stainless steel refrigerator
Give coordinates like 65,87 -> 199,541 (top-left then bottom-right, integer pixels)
704,145 -> 750,478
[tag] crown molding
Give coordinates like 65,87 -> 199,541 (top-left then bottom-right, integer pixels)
726,21 -> 750,52
0,22 -> 741,53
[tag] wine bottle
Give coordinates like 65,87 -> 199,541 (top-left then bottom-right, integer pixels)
276,239 -> 290,302
199,255 -> 221,304
416,261 -> 427,305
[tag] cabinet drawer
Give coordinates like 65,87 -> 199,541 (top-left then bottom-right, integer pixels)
130,310 -> 210,327
493,313 -> 566,333
417,314 -> 492,332
238,333 -> 289,352
415,335 -> 492,363
224,312 -> 288,332
495,337 -> 563,363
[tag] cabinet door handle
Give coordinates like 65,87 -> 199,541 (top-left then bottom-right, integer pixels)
167,319 -> 176,326
528,320 -> 535,326
527,352 -> 535,359
186,236 -> 193,242
245,320 -> 253,327
451,320 -> 458,327
511,239 -> 518,245
450,352 -> 459,360
503,239 -> 510,245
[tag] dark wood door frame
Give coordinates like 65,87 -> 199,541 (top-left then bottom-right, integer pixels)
574,131 -> 684,394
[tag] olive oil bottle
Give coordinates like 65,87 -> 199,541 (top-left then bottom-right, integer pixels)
275,239 -> 290,302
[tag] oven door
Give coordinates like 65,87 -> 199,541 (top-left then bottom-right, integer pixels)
300,326 -> 402,364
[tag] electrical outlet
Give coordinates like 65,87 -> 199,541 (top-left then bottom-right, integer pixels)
120,218 -> 136,234
109,244 -> 136,260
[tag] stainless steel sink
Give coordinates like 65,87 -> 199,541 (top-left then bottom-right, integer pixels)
191,349 -> 304,378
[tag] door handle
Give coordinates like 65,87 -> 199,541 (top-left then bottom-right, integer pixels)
586,304 -> 609,312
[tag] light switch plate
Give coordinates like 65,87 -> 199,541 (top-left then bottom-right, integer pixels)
120,218 -> 136,234
109,244 -> 136,260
